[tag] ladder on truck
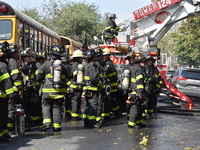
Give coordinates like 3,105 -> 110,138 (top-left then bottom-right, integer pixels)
113,0 -> 200,106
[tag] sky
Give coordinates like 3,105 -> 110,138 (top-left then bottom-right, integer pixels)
2,0 -> 152,22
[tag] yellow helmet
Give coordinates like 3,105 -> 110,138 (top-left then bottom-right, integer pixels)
102,48 -> 111,55
72,50 -> 84,58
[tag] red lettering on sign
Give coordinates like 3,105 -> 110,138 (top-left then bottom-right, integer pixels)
112,57 -> 119,64
155,11 -> 171,24
133,0 -> 181,20
119,57 -> 126,64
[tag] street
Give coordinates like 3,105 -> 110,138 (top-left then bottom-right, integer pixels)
0,95 -> 200,150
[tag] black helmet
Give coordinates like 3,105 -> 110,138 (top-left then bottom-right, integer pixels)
36,50 -> 46,59
85,49 -> 97,60
124,51 -> 135,60
110,14 -> 117,19
94,47 -> 103,56
0,41 -> 10,56
135,54 -> 146,63
51,45 -> 64,57
9,43 -> 19,53
146,56 -> 155,62
20,48 -> 33,57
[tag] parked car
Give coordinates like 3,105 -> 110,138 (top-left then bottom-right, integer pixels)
165,70 -> 175,81
169,67 -> 200,97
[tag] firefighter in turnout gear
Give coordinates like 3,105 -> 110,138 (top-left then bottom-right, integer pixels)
36,45 -> 71,132
122,51 -> 135,116
20,48 -> 42,125
0,42 -> 15,141
94,47 -> 109,124
102,48 -> 121,118
82,49 -> 103,128
6,43 -> 23,132
68,50 -> 84,120
28,50 -> 46,125
103,14 -> 120,44
144,56 -> 163,118
127,54 -> 146,129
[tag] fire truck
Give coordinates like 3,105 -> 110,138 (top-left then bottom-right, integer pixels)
99,0 -> 200,106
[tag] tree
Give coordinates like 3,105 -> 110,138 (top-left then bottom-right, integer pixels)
21,0 -> 107,44
171,14 -> 200,67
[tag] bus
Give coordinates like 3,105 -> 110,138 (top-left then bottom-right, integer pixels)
0,1 -> 60,54
60,36 -> 83,55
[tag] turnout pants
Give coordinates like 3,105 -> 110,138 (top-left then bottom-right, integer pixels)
71,90 -> 82,118
127,100 -> 143,127
42,98 -> 63,130
83,91 -> 102,126
0,98 -> 8,137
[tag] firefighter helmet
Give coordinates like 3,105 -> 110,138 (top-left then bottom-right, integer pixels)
9,43 -> 19,53
71,50 -> 84,58
51,45 -> 64,57
85,49 -> 97,60
110,14 -> 117,19
102,48 -> 111,55
36,50 -> 46,59
135,54 -> 146,63
0,41 -> 10,56
124,51 -> 135,60
94,47 -> 103,56
146,56 -> 155,62
20,48 -> 33,57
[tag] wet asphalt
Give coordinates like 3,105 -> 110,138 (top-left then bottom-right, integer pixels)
0,95 -> 200,150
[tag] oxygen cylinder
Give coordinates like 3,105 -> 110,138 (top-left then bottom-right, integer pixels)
122,69 -> 130,90
15,106 -> 26,135
53,60 -> 62,88
77,64 -> 84,84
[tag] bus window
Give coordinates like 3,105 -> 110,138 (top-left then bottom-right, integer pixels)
0,19 -> 12,40
25,24 -> 30,48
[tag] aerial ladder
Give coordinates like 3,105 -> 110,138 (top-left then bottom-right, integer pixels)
114,0 -> 200,106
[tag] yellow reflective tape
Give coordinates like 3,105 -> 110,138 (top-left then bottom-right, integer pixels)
136,75 -> 143,81
0,73 -> 10,82
88,116 -> 96,120
43,118 -> 51,123
71,113 -> 79,117
32,116 -> 41,120
42,88 -> 68,93
82,114 -> 87,119
6,88 -> 14,95
46,74 -> 53,78
7,123 -> 14,128
111,82 -> 118,86
136,85 -> 144,89
11,69 -> 19,75
84,76 -> 90,80
131,78 -> 136,83
14,81 -> 22,86
112,105 -> 119,111
52,123 -> 61,128
101,113 -> 110,117
96,117 -> 101,122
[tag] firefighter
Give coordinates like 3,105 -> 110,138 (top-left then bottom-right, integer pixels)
6,43 -> 23,132
93,47 -> 109,123
103,14 -> 120,44
144,56 -> 163,118
68,50 -> 84,120
102,48 -> 121,118
82,49 -> 102,128
121,51 -> 135,113
127,54 -> 146,129
0,42 -> 15,141
28,50 -> 47,125
36,45 -> 71,132
20,48 -> 41,126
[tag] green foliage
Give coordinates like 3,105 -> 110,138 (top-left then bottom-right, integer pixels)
21,0 -> 107,44
171,14 -> 200,67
